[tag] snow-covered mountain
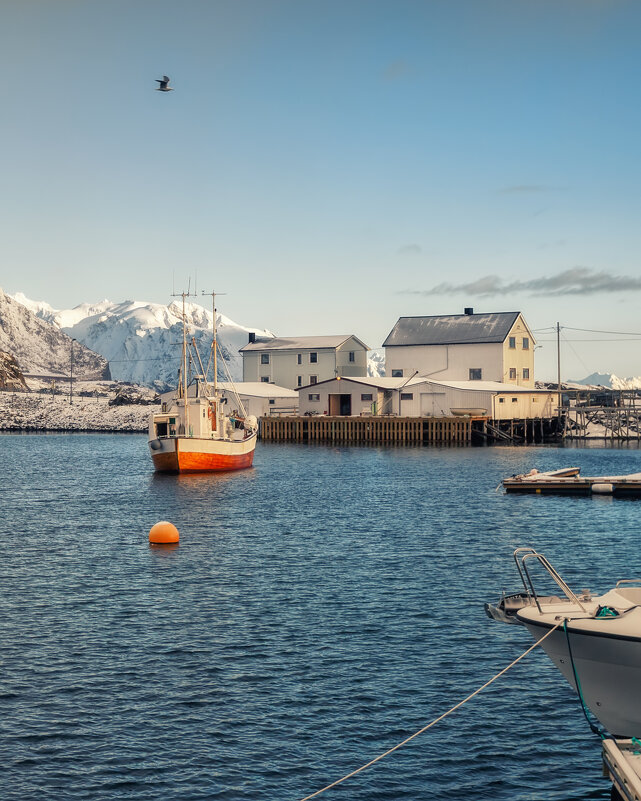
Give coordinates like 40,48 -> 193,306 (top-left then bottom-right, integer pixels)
11,293 -> 274,389
0,289 -> 109,379
367,348 -> 385,377
572,372 -> 641,390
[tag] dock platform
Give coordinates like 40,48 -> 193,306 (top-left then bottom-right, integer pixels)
502,468 -> 641,496
603,739 -> 641,800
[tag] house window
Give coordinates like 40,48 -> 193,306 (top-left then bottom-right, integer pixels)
309,375 -> 317,385
297,376 -> 302,387
523,368 -> 530,380
261,353 -> 270,364
310,352 -> 318,364
308,393 -> 320,402
523,337 -> 529,350
512,397 -> 518,403
509,368 -> 517,380
261,377 -> 269,383
469,369 -> 482,380
400,393 -> 413,401
391,369 -> 403,378
509,336 -> 516,349
349,351 -> 355,362
269,399 -> 275,405
361,393 -> 373,401
532,396 -> 538,403
499,397 -> 505,403
297,354 -> 302,365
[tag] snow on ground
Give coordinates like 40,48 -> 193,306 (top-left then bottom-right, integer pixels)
0,381 -> 159,432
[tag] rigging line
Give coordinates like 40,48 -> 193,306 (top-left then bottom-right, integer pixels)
298,623 -> 562,801
536,338 -> 641,343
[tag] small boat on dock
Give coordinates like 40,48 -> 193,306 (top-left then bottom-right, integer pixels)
502,467 -> 641,496
487,548 -> 641,738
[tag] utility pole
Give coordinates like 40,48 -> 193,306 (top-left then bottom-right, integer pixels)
556,322 -> 561,421
70,339 -> 74,404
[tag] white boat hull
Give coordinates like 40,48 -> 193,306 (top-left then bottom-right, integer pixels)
519,605 -> 641,736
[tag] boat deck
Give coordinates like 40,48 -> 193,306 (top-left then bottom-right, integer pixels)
502,469 -> 641,496
603,739 -> 641,800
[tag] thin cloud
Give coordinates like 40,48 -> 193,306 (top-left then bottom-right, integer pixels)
404,268 -> 641,297
397,244 -> 422,256
499,185 -> 561,194
383,60 -> 412,81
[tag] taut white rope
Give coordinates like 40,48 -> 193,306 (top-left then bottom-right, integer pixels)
299,622 -> 561,800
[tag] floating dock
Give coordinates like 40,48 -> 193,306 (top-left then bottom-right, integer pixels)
259,415 -> 473,445
503,468 -> 641,495
603,738 -> 641,800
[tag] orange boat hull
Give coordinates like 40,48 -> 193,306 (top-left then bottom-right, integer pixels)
150,435 -> 256,473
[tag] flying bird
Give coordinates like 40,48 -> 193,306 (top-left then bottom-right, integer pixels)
155,75 -> 173,92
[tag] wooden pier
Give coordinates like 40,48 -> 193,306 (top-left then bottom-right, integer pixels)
259,415 -> 472,445
603,738 -> 641,800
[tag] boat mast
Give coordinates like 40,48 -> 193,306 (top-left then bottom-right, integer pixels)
213,291 -> 217,394
183,291 -> 189,434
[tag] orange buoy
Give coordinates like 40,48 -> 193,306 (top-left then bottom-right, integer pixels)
149,521 -> 180,544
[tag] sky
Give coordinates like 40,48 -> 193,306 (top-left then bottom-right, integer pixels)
2,0 -> 641,381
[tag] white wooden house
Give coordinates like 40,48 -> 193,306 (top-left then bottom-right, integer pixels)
239,334 -> 369,390
383,309 -> 535,387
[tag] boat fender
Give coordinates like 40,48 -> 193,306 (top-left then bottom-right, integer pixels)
150,438 -> 162,451
245,415 -> 257,431
592,483 -> 614,494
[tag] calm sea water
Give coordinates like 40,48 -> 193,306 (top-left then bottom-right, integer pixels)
3,434 -> 641,801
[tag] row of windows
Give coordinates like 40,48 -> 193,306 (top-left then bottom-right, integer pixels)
508,337 -> 529,350
308,392 -> 375,402
391,365 -> 532,380
260,351 -> 356,365
468,368 -> 530,381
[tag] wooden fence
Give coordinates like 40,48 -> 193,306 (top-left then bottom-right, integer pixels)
259,416 -> 472,445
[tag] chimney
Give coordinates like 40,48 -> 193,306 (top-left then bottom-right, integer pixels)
248,332 -> 256,343
464,307 -> 474,316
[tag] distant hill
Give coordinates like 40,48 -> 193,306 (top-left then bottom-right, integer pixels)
0,289 -> 110,380
571,372 -> 641,390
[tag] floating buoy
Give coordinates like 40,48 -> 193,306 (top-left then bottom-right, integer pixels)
149,521 -> 180,544
592,483 -> 614,495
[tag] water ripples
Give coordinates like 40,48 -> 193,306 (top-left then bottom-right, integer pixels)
3,435 -> 639,799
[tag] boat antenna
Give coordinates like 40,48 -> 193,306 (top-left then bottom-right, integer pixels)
172,287 -> 196,435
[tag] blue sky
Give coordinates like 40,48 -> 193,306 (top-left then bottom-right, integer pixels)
2,0 -> 641,380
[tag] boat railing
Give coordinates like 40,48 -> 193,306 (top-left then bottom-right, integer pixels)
616,579 -> 641,588
514,548 -> 587,614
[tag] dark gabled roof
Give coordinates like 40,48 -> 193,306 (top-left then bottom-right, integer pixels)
382,312 -> 522,347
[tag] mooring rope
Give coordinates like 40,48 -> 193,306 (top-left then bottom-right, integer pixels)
299,621 -> 562,801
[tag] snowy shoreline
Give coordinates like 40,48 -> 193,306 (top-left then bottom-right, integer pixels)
0,392 -> 159,433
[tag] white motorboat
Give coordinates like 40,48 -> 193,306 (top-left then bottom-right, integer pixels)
488,548 -> 641,737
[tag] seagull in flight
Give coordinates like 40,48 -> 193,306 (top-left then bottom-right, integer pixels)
155,75 -> 173,92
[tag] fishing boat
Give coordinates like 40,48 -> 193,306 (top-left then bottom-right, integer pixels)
148,291 -> 258,473
487,548 -> 641,737
502,467 -> 641,495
